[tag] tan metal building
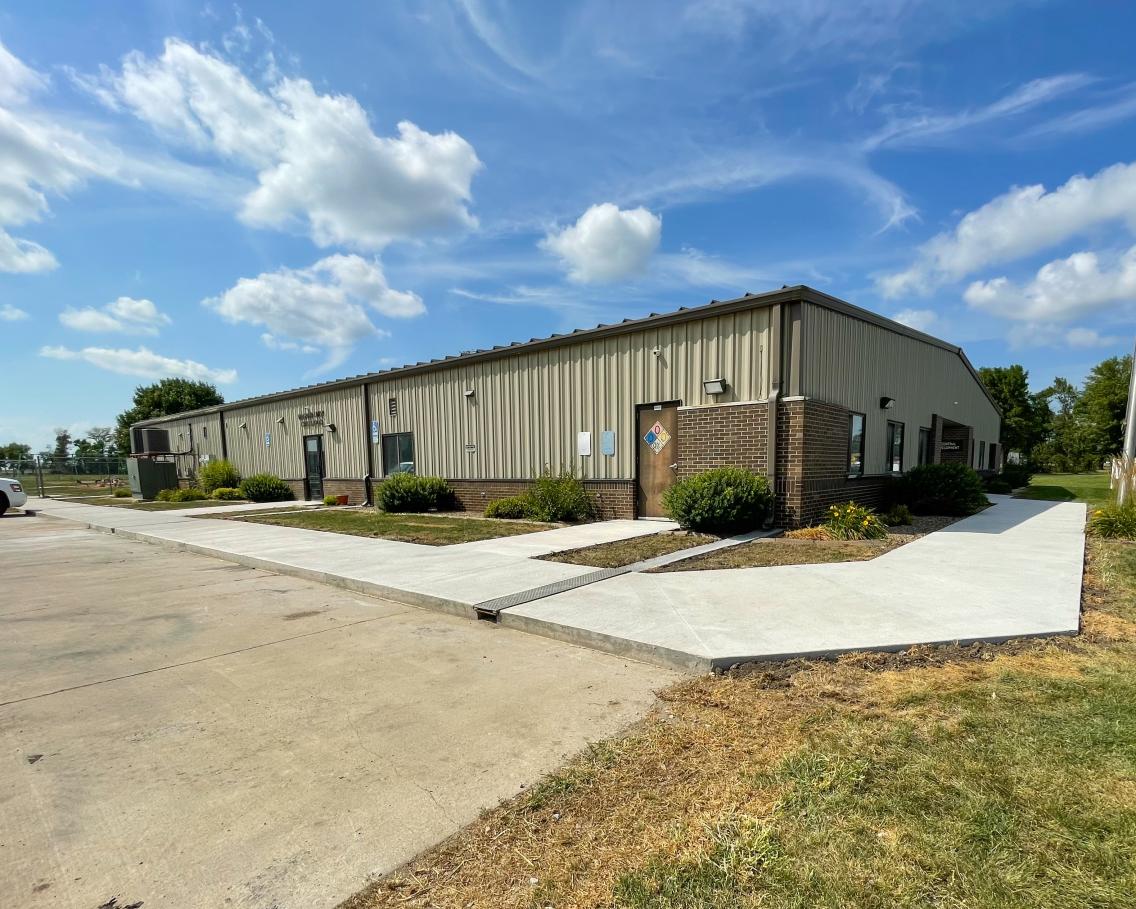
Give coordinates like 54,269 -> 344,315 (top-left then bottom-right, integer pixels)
132,285 -> 1001,525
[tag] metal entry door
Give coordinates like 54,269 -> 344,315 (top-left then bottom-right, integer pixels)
636,403 -> 679,518
304,435 -> 324,500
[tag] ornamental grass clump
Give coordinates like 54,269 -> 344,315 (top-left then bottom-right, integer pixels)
1088,504 -> 1136,540
823,502 -> 888,540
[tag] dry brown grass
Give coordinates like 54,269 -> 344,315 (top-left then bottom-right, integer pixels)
539,532 -> 717,569
339,538 -> 1132,909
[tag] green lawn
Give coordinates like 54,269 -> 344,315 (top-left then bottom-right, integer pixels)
1017,471 -> 1113,508
219,508 -> 553,545
341,472 -> 1136,909
56,496 -> 249,511
12,473 -> 128,498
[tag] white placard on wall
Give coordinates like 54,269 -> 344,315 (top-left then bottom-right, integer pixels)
577,431 -> 592,456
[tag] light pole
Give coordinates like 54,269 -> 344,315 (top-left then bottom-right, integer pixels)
1120,336 -> 1136,506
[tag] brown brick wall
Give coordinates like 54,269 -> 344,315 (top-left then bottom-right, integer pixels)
446,478 -> 636,520
776,399 -> 893,526
320,478 -> 366,503
676,402 -> 768,478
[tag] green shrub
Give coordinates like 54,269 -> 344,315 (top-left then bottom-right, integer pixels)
527,469 -> 595,523
210,487 -> 244,500
999,462 -> 1034,488
376,473 -> 454,513
112,487 -> 133,498
899,462 -> 989,516
157,486 -> 207,502
662,467 -> 772,534
1088,504 -> 1136,539
197,458 -> 241,493
824,501 -> 888,539
239,473 -> 294,503
882,503 -> 913,526
485,495 -> 535,519
983,475 -> 1014,494
323,494 -> 339,506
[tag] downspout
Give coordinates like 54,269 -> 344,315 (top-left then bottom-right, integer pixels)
362,383 -> 374,506
766,303 -> 784,526
219,410 -> 228,460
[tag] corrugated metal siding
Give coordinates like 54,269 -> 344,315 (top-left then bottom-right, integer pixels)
800,303 -> 1000,471
366,309 -> 772,480
223,385 -> 367,479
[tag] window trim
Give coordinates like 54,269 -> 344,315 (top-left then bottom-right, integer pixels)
917,426 -> 932,466
847,411 -> 866,479
886,420 -> 905,474
381,431 -> 415,476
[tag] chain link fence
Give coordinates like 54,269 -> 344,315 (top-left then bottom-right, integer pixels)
2,456 -> 130,498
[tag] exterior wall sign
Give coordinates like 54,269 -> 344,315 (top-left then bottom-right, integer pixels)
577,431 -> 592,456
643,421 -> 671,454
264,431 -> 271,447
298,409 -> 325,427
601,430 -> 616,456
370,420 -> 380,444
941,441 -> 960,451
464,443 -> 477,453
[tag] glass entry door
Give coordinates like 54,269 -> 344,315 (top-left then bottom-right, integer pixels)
304,435 -> 324,500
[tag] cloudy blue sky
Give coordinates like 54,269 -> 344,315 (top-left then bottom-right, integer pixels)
2,0 -> 1134,450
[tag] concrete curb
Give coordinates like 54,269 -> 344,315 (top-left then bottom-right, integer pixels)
74,518 -> 479,621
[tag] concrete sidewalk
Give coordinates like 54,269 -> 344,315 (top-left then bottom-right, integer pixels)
29,496 -> 1086,672
503,496 -> 1086,670
26,499 -> 671,613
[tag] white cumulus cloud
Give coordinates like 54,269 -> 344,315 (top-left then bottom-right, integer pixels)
964,246 -> 1136,322
204,254 -> 424,369
40,345 -> 237,383
0,303 -> 29,321
59,296 -> 171,335
889,308 -> 939,333
541,203 -> 662,283
1007,323 -> 1123,351
89,39 -> 482,250
879,160 -> 1136,296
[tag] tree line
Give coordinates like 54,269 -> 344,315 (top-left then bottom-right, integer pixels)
979,354 -> 1132,472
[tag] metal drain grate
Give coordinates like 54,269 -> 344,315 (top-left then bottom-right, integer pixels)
474,566 -> 629,616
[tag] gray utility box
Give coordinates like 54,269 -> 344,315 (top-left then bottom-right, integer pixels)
127,458 -> 178,500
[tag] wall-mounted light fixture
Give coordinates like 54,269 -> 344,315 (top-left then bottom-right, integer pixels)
463,388 -> 475,398
326,423 -> 337,433
880,396 -> 896,409
276,416 -> 286,424
238,421 -> 247,429
651,346 -> 662,358
702,378 -> 727,396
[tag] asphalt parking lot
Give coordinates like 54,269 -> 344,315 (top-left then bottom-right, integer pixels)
0,515 -> 676,908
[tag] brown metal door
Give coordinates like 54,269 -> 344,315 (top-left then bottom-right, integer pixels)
637,403 -> 679,517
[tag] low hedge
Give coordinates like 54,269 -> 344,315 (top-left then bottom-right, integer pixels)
157,487 -> 207,502
239,473 -> 294,503
210,486 -> 244,500
662,467 -> 772,534
526,470 -> 595,523
377,473 -> 454,513
485,495 -> 534,519
898,462 -> 989,516
113,487 -> 133,498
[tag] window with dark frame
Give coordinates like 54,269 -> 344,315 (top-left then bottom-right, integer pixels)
918,427 -> 932,465
381,432 -> 414,476
848,412 -> 865,478
979,440 -> 986,469
988,442 -> 998,470
886,420 -> 904,473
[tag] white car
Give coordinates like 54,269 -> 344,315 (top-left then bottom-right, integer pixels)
0,477 -> 28,515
